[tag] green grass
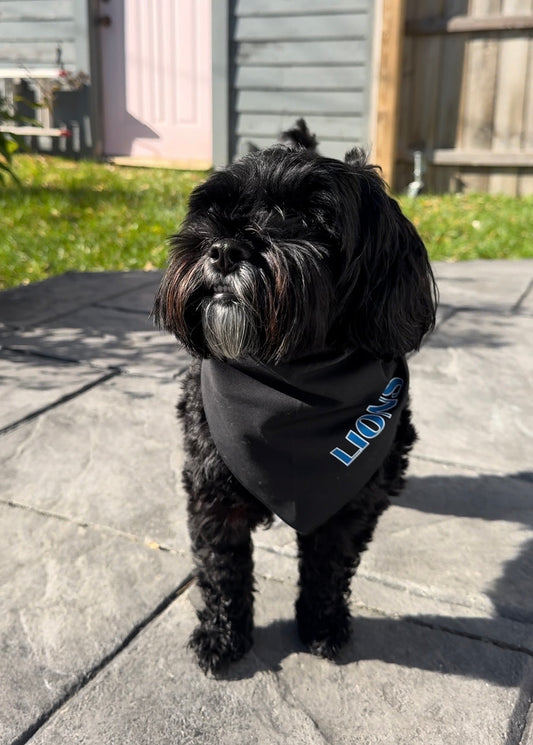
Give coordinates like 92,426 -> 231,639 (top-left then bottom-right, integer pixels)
399,192 -> 533,262
0,155 -> 206,290
1,155 -> 531,290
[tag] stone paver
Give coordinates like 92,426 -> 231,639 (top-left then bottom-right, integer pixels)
432,259 -> 533,312
25,579 -> 533,745
0,350 -> 108,432
1,261 -> 532,745
0,505 -> 191,745
0,374 -> 188,549
0,303 -> 186,376
411,311 -> 532,472
0,271 -> 158,328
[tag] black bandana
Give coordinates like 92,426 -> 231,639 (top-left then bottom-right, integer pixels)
201,350 -> 409,534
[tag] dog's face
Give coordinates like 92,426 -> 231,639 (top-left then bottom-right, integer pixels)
154,146 -> 437,363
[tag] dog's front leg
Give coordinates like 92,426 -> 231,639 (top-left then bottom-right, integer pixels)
187,489 -> 257,675
296,495 -> 388,659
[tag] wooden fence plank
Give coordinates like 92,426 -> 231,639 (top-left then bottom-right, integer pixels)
520,17 -> 533,192
374,0 -> 406,187
409,0 -> 445,172
431,149 -> 533,164
432,0 -> 470,192
490,0 -> 532,194
406,13 -> 533,33
457,0 -> 502,191
397,0 -> 533,193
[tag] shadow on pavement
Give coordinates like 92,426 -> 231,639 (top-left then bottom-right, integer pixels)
218,472 -> 533,689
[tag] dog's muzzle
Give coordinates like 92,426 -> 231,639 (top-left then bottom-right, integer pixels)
201,248 -> 261,360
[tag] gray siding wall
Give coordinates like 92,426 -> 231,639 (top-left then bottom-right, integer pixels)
0,0 -> 92,156
229,0 -> 375,162
0,0 -> 89,73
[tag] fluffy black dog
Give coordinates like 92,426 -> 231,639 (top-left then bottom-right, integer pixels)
154,120 -> 437,674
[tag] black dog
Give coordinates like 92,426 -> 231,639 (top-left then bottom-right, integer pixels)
154,120 -> 437,674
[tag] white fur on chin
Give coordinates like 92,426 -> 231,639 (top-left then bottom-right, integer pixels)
202,297 -> 260,360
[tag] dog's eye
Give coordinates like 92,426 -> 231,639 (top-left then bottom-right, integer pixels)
244,224 -> 263,237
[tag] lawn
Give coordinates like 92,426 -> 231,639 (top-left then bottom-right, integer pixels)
0,156 -> 205,290
1,155 -> 531,290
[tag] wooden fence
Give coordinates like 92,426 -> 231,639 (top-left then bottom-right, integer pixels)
377,0 -> 533,195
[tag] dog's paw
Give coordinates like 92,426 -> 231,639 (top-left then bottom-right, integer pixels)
296,603 -> 352,660
188,623 -> 252,675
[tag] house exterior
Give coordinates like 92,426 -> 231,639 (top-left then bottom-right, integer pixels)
2,1 -> 532,194
0,0 -> 378,168
213,0 -> 377,166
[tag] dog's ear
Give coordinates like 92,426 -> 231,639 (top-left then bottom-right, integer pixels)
337,154 -> 438,358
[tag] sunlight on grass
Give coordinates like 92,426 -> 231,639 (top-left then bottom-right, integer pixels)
399,193 -> 533,262
0,156 -> 206,289
0,155 -> 531,290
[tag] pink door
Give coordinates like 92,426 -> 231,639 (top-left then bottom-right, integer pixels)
98,0 -> 212,165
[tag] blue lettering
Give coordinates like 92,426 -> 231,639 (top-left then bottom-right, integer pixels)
330,376 -> 405,467
381,377 -> 404,399
356,414 -> 385,439
330,430 -> 369,467
367,398 -> 398,418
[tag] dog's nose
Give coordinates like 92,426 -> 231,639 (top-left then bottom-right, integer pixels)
208,240 -> 250,275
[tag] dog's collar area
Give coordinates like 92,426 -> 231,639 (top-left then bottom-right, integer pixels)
200,350 -> 409,533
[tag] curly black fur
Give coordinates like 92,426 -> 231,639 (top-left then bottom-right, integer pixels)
153,120 -> 437,674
